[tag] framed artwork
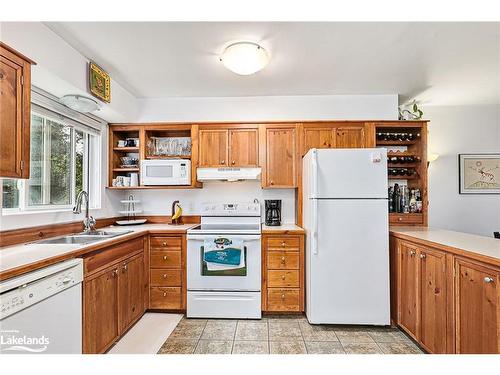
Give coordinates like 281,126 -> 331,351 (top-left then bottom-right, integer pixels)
88,61 -> 111,103
459,153 -> 500,194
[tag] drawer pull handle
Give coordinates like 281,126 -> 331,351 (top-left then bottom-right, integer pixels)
410,250 -> 416,256
419,254 -> 426,259
281,275 -> 286,280
281,257 -> 286,264
484,277 -> 494,283
398,217 -> 403,221
112,269 -> 118,277
122,264 -> 128,271
163,256 -> 168,260
163,274 -> 167,278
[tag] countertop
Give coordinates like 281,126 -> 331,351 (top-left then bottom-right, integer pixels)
0,223 -> 198,281
390,227 -> 500,265
262,224 -> 305,234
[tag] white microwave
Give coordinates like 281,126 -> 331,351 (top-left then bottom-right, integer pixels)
140,159 -> 191,185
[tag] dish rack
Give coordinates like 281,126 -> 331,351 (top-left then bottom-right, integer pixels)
115,194 -> 147,225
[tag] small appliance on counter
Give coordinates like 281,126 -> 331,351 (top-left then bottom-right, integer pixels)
115,194 -> 147,225
264,199 -> 281,226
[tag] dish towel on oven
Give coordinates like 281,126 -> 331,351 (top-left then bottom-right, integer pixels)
203,238 -> 245,271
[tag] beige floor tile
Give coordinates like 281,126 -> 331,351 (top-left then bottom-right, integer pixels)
195,340 -> 233,354
269,321 -> 303,341
305,341 -> 345,354
378,342 -> 423,354
343,343 -> 383,354
335,329 -> 376,344
299,322 -> 339,342
368,329 -> 411,343
235,321 -> 269,340
158,339 -> 197,354
168,323 -> 205,340
232,340 -> 269,354
201,320 -> 237,340
270,340 -> 307,354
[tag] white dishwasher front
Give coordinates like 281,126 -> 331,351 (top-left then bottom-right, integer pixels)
0,258 -> 83,354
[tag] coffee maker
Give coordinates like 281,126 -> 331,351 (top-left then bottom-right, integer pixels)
265,200 -> 281,226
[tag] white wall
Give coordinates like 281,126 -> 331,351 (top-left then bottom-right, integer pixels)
137,94 -> 398,122
0,22 -> 138,123
425,105 -> 500,237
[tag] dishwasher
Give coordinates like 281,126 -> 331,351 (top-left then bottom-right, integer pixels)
0,258 -> 83,354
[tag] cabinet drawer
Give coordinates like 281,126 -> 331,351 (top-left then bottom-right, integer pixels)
267,289 -> 300,312
150,269 -> 182,286
84,237 -> 143,275
266,237 -> 300,251
150,236 -> 182,251
267,251 -> 299,270
267,270 -> 300,287
389,213 -> 423,225
150,250 -> 182,269
150,287 -> 182,309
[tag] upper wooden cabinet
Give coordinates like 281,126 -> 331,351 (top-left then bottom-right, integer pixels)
198,127 -> 258,167
455,258 -> 499,354
302,123 -> 366,155
0,42 -> 35,179
264,126 -> 297,188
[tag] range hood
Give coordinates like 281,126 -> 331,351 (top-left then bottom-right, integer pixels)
197,167 -> 261,182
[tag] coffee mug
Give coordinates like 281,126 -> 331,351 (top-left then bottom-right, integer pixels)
117,140 -> 126,148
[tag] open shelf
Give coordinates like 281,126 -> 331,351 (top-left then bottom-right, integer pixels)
113,147 -> 139,152
113,168 -> 139,172
377,140 -> 417,146
388,163 -> 419,168
145,154 -> 191,159
107,185 -> 199,190
389,175 -> 419,180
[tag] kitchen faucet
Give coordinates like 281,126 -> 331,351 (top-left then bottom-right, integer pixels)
73,190 -> 96,233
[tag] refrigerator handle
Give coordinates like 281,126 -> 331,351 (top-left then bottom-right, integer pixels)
311,198 -> 318,255
311,149 -> 318,198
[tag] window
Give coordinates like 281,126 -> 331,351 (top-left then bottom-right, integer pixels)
2,112 -> 100,212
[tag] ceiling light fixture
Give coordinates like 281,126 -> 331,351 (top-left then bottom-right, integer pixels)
219,42 -> 269,75
60,94 -> 100,113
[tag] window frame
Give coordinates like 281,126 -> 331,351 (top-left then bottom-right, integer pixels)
2,111 -> 100,214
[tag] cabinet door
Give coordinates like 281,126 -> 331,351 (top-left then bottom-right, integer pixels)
265,127 -> 296,187
455,259 -> 499,354
83,266 -> 119,354
0,52 -> 28,178
118,253 -> 145,333
398,242 -> 419,338
419,248 -> 447,353
228,129 -> 258,166
199,129 -> 228,167
303,128 -> 333,153
334,127 -> 365,148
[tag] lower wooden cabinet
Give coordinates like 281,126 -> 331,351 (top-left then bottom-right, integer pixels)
455,258 -> 500,354
149,234 -> 186,310
391,235 -> 500,354
262,233 -> 305,312
82,237 -> 147,354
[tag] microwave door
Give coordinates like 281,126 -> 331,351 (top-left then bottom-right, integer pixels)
148,164 -> 174,178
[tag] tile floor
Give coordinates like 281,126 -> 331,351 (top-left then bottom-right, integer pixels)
157,314 -> 424,354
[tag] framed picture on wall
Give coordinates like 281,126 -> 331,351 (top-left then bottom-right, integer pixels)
88,61 -> 111,103
459,153 -> 500,194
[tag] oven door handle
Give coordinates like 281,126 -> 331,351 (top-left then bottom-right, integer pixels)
187,235 -> 261,241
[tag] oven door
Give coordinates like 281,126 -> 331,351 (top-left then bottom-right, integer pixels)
187,234 -> 261,291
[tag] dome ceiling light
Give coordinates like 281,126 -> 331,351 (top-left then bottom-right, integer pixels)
60,94 -> 100,113
219,42 -> 269,75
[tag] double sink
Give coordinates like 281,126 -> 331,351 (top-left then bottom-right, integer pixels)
35,230 -> 133,245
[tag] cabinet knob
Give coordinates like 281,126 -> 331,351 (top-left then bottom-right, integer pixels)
112,269 -> 118,277
270,180 -> 274,185
281,294 -> 285,299
484,277 -> 494,283
410,250 -> 416,256
281,256 -> 286,264
398,217 -> 403,221
122,264 -> 128,271
221,160 -> 225,164
281,275 -> 286,280
232,160 -> 235,165
163,274 -> 167,278
281,241 -> 286,247
162,242 -> 167,246
419,254 -> 426,259
163,292 -> 167,297
163,255 -> 168,260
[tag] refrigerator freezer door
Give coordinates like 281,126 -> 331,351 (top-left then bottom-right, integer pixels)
304,148 -> 388,199
305,199 -> 390,325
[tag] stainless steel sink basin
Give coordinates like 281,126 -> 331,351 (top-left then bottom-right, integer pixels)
35,230 -> 133,245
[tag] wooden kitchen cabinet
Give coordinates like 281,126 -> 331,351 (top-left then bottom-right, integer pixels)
199,129 -> 228,167
398,241 -> 419,338
83,265 -> 120,354
228,128 -> 258,166
262,233 -> 305,312
334,127 -> 365,148
455,258 -> 500,354
304,128 -> 334,150
301,123 -> 366,155
82,236 -> 146,353
264,126 -> 297,188
0,42 -> 35,179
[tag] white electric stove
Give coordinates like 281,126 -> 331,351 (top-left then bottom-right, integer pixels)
186,201 -> 262,319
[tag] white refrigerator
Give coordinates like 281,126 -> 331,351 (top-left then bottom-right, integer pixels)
302,148 -> 390,325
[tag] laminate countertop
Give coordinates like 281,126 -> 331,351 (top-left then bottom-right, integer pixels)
262,224 -> 305,235
390,227 -> 500,266
0,224 -> 198,281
